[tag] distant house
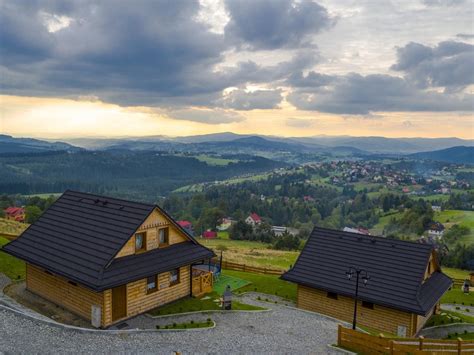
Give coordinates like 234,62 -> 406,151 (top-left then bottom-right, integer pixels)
402,187 -> 410,193
431,205 -> 442,212
2,191 -> 214,328
427,222 -> 445,239
4,207 -> 25,222
245,213 -> 262,226
271,226 -> 299,237
282,227 -> 452,337
217,217 -> 234,231
303,195 -> 315,202
343,227 -> 370,235
202,230 -> 217,239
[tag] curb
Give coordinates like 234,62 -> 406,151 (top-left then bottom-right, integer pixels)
146,308 -> 271,319
326,344 -> 357,354
0,304 -> 216,334
421,322 -> 474,332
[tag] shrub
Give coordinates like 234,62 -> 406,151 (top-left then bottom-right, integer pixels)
456,306 -> 460,310
207,318 -> 211,322
190,320 -> 194,324
156,325 -> 160,329
466,309 -> 470,312
254,287 -> 257,291
257,296 -> 261,300
173,323 -> 177,328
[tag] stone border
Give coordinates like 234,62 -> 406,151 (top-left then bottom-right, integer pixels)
326,344 -> 357,354
146,308 -> 271,319
421,322 -> 474,332
0,304 -> 216,334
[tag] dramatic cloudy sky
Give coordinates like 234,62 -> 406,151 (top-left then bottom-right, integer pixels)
0,0 -> 473,138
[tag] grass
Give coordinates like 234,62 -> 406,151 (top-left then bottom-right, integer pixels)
369,211 -> 403,236
22,193 -> 62,198
0,236 -> 26,280
224,269 -> 297,301
0,218 -> 28,235
194,155 -> 238,166
425,310 -> 474,327
442,267 -> 471,280
148,291 -> 265,316
441,288 -> 474,305
200,238 -> 298,269
434,210 -> 474,246
446,332 -> 474,340
156,319 -> 214,329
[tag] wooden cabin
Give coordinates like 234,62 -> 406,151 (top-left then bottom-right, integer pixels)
282,227 -> 452,337
2,190 -> 215,328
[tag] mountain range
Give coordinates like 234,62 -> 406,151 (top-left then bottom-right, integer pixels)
1,133 -> 473,164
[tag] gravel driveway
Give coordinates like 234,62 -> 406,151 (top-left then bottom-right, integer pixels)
0,293 -> 346,354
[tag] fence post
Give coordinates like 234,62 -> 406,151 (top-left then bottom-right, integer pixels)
337,325 -> 342,345
389,340 -> 394,355
419,336 -> 424,350
457,338 -> 462,355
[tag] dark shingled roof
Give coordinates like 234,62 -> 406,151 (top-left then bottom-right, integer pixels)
281,227 -> 452,315
2,190 -> 214,291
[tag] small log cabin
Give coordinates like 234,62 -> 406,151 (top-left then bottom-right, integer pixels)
282,227 -> 452,337
2,190 -> 215,328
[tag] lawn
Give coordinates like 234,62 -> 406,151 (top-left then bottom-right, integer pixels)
213,274 -> 250,294
442,267 -> 471,280
224,269 -> 297,301
0,236 -> 26,280
200,238 -> 298,269
441,288 -> 474,305
369,211 -> 402,236
194,154 -> 239,166
434,210 -> 474,246
148,291 -> 265,316
425,310 -> 474,327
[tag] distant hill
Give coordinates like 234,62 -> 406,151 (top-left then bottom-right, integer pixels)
409,146 -> 474,164
0,135 -> 81,154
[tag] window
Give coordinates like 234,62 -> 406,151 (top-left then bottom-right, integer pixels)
159,227 -> 169,245
327,292 -> 338,300
169,269 -> 180,285
135,232 -> 146,252
362,301 -> 374,309
146,275 -> 157,293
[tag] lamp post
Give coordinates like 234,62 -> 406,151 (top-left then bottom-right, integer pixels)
346,267 -> 370,330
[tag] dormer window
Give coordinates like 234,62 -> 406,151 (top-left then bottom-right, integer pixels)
159,227 -> 169,246
135,232 -> 146,252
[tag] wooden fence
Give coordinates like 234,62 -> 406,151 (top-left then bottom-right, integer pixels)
211,258 -> 284,275
337,325 -> 474,354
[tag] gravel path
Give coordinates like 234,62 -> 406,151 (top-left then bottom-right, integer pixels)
441,304 -> 474,317
0,293 -> 347,354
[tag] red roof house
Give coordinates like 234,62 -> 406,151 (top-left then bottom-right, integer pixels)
177,220 -> 192,229
202,230 -> 217,239
245,213 -> 262,226
4,207 -> 26,222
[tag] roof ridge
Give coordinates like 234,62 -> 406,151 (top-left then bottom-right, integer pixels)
64,190 -> 155,208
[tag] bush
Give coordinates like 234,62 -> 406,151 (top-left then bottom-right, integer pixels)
190,320 -> 194,324
207,318 -> 211,322
173,322 -> 177,328
156,325 -> 160,329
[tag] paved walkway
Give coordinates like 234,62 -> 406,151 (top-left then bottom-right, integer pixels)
0,275 -> 346,354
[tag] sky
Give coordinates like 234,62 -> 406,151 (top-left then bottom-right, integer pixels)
0,0 -> 473,139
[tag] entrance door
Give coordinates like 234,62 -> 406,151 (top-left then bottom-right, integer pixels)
112,285 -> 127,321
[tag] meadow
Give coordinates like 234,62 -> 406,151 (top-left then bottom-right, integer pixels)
434,210 -> 474,246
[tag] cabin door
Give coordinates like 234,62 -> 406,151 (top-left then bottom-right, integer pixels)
112,285 -> 127,321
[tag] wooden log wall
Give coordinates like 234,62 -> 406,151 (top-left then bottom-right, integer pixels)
297,285 -> 416,336
26,264 -> 103,324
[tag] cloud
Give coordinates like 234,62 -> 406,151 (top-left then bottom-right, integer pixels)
166,108 -> 245,124
288,73 -> 474,114
391,40 -> 474,89
456,33 -> 474,39
422,0 -> 466,6
217,89 -> 283,110
285,118 -> 315,128
224,0 -> 334,50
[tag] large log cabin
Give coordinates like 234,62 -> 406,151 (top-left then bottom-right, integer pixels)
282,227 -> 452,337
2,190 -> 215,328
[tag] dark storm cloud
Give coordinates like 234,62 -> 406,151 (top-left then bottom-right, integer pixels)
391,40 -> 474,89
224,0 -> 335,50
288,73 -> 473,115
217,89 -> 283,110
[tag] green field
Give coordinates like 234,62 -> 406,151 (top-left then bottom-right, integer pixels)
434,210 -> 474,246
370,211 -> 402,236
0,237 -> 25,280
441,288 -> 474,305
194,155 -> 239,166
22,193 -> 62,198
0,218 -> 28,235
443,267 -> 471,280
200,238 -> 298,269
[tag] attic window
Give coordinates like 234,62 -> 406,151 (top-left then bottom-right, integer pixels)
135,232 -> 146,252
362,301 -> 374,309
159,227 -> 169,245
327,292 -> 338,300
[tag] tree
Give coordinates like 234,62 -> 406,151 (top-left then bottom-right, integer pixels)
274,231 -> 300,251
25,205 -> 42,224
